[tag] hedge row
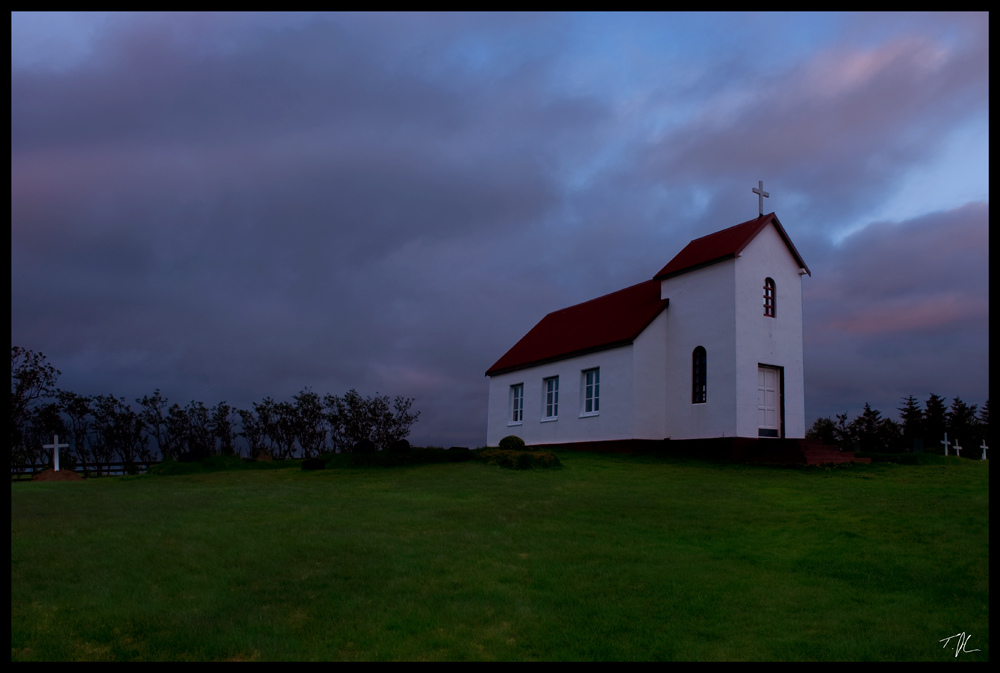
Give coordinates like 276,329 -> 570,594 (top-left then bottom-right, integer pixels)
145,446 -> 564,475
852,452 -> 974,466
476,449 -> 561,470
146,455 -> 298,476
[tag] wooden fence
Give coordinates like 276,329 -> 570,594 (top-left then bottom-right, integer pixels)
11,461 -> 162,481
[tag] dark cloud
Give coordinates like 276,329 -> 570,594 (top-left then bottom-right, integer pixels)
637,19 -> 989,233
803,202 -> 989,423
11,13 -> 989,448
11,14 -> 610,446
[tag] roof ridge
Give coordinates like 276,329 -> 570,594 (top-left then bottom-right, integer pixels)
546,277 -> 659,315
690,212 -> 775,242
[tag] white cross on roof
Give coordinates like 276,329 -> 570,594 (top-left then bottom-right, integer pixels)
753,180 -> 769,216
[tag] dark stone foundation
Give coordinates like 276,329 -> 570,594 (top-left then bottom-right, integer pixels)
528,437 -> 869,465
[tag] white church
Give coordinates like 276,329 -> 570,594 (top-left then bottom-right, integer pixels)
486,199 -> 812,453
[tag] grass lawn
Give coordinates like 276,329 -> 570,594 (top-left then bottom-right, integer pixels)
11,452 -> 989,661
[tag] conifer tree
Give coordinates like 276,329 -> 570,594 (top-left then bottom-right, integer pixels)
897,396 -> 922,436
923,394 -> 948,448
977,400 -> 990,448
857,403 -> 883,452
946,396 -> 978,451
897,395 -> 923,451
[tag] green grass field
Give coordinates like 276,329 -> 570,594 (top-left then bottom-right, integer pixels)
11,452 -> 989,661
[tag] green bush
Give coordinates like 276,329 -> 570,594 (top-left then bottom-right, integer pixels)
498,435 -> 526,451
477,449 -> 560,470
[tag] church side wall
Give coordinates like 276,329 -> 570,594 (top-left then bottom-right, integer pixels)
659,261 -> 738,439
630,310 -> 668,439
734,224 -> 806,438
485,344 -> 635,447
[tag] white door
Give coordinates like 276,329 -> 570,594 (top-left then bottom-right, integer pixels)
757,366 -> 780,438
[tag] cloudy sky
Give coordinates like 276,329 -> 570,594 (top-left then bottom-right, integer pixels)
11,12 -> 989,448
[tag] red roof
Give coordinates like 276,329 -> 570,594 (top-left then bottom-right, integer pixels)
485,279 -> 668,376
653,213 -> 810,280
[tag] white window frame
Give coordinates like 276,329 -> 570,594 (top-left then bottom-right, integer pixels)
580,368 -> 600,417
542,376 -> 559,421
508,383 -> 523,425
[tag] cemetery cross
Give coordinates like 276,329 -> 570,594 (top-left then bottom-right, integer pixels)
940,433 -> 949,456
981,441 -> 988,461
43,435 -> 69,472
952,439 -> 962,458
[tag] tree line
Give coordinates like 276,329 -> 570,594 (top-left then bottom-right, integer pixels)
807,394 -> 990,454
11,347 -> 419,469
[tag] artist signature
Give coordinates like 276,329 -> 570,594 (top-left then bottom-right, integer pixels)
939,632 -> 980,657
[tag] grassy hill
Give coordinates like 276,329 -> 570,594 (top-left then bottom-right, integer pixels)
11,452 -> 989,661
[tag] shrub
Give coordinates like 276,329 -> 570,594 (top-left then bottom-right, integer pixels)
445,447 -> 472,462
477,449 -> 560,470
352,439 -> 378,454
388,439 -> 411,454
498,435 -> 526,451
301,458 -> 325,471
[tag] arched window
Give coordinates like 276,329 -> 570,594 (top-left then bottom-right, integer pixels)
692,346 -> 706,404
763,278 -> 776,318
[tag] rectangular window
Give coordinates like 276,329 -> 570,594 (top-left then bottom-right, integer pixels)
510,384 -> 523,424
583,368 -> 600,414
543,376 -> 559,419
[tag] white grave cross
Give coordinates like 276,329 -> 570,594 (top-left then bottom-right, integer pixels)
940,433 -> 949,456
981,441 -> 988,461
43,434 -> 69,472
753,180 -> 770,216
952,439 -> 962,458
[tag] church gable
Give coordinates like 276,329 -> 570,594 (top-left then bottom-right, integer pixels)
653,213 -> 810,281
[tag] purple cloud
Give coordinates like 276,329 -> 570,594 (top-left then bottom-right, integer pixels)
11,13 -> 989,448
